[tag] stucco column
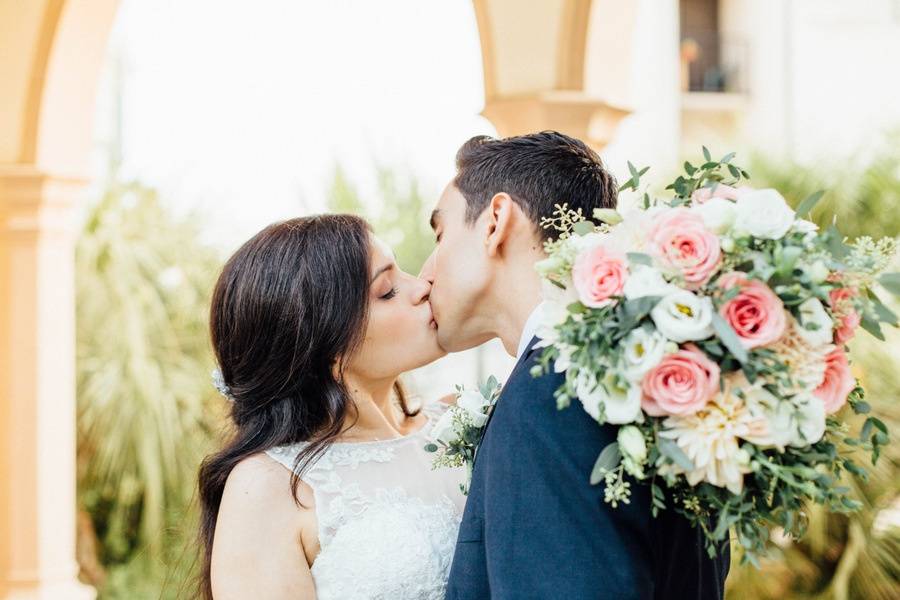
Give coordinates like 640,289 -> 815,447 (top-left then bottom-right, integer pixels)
0,165 -> 94,600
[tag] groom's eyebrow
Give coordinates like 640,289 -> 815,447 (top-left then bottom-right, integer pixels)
430,210 -> 441,231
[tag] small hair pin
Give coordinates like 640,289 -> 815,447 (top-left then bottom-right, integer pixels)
211,368 -> 235,402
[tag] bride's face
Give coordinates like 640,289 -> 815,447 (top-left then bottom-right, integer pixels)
345,235 -> 445,380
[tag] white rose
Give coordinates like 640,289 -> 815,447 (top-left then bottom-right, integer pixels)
733,189 -> 796,240
457,391 -> 489,428
650,290 -> 715,343
431,409 -> 459,444
621,327 -> 667,381
692,197 -> 736,235
790,393 -> 826,447
797,297 -> 834,348
576,371 -> 643,425
623,265 -> 678,300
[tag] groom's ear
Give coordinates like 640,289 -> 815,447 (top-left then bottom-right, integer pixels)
484,192 -> 516,258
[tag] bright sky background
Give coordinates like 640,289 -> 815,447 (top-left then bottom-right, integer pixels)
91,0 -> 496,251
89,0 -> 518,387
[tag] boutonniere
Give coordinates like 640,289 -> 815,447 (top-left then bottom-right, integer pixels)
425,376 -> 502,494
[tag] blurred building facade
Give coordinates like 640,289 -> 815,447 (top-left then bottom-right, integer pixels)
1,1 -> 899,598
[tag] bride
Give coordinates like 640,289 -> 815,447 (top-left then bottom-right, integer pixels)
197,214 -> 465,599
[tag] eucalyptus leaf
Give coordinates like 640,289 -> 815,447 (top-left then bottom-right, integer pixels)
702,146 -> 712,161
658,437 -> 694,471
626,252 -> 653,266
878,272 -> 900,296
868,290 -> 898,326
796,190 -> 824,218
860,313 -> 885,341
590,442 -> 621,485
573,220 -> 596,236
712,313 -> 749,363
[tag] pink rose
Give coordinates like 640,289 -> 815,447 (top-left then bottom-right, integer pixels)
572,244 -> 628,308
814,347 -> 855,414
829,287 -> 861,345
647,208 -> 722,289
718,272 -> 787,348
691,183 -> 743,205
641,344 -> 720,416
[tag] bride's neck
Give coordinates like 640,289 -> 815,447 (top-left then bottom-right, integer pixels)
339,373 -> 406,440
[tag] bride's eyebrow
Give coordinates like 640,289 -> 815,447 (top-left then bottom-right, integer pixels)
370,263 -> 394,283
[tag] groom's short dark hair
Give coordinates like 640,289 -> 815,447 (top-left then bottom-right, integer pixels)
454,131 -> 617,241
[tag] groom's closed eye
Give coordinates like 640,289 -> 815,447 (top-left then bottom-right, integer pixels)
430,210 -> 442,242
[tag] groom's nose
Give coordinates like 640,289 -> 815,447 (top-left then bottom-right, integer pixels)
419,249 -> 436,284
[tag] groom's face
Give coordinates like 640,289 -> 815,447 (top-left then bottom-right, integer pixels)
420,183 -> 494,352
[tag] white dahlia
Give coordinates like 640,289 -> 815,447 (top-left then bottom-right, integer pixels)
658,380 -> 766,494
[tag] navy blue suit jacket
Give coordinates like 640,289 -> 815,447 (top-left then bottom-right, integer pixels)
445,338 -> 730,600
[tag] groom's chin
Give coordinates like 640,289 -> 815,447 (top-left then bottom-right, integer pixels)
435,326 -> 488,355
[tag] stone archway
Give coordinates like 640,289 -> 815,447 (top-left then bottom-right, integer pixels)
0,1 -> 629,597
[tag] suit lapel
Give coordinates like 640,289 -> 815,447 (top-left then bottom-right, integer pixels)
477,336 -> 541,443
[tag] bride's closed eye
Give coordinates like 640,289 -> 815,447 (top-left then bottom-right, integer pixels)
380,287 -> 398,300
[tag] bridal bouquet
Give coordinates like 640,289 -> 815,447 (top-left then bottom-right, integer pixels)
426,376 -> 502,494
532,149 -> 897,563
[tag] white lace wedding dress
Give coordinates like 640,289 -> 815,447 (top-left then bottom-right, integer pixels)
265,399 -> 466,600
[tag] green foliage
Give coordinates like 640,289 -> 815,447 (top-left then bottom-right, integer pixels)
326,164 -> 435,273
76,181 -> 224,598
748,137 -> 900,240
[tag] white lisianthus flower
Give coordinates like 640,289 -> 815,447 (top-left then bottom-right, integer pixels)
617,425 -> 648,479
623,265 -> 678,300
733,189 -> 796,240
431,409 -> 459,445
796,297 -> 835,348
691,197 -> 736,235
740,383 -> 797,450
790,393 -> 826,447
576,370 -> 643,424
456,390 -> 489,428
650,290 -> 715,343
621,327 -> 668,381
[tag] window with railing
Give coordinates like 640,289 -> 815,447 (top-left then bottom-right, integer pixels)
679,0 -> 748,94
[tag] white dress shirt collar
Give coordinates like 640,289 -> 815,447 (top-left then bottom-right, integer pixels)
516,302 -> 546,361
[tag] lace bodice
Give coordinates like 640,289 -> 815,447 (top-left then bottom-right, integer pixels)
265,399 -> 466,600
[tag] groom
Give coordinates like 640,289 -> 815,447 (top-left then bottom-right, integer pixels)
421,132 -> 730,599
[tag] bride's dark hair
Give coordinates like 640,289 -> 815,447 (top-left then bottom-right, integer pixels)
196,214 -> 417,599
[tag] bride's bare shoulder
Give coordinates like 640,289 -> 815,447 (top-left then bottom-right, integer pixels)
211,453 -> 316,598
221,452 -> 314,513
